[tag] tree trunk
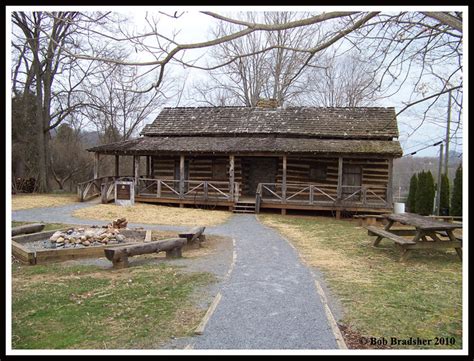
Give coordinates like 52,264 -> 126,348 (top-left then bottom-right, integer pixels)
35,81 -> 48,193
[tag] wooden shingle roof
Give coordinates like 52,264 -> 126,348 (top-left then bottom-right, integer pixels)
140,106 -> 399,140
88,136 -> 403,156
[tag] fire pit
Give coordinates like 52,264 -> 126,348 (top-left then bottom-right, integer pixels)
12,219 -> 147,265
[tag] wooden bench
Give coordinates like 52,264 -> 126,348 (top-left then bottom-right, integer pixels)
354,214 -> 385,226
12,223 -> 45,236
104,226 -> 207,268
104,237 -> 186,269
178,226 -> 206,247
365,226 -> 416,247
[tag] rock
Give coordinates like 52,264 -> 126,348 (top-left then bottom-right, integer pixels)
66,229 -> 73,235
49,231 -> 63,242
84,231 -> 95,239
80,236 -> 86,241
116,234 -> 125,242
77,228 -> 85,232
64,239 -> 70,244
83,240 -> 90,246
56,237 -> 65,244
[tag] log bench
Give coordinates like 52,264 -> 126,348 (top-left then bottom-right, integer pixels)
178,226 -> 206,247
104,237 -> 186,269
12,223 -> 45,236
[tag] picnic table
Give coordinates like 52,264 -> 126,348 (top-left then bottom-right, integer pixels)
366,212 -> 462,261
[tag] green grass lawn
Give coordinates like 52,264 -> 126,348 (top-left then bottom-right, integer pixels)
12,262 -> 214,349
259,215 -> 463,350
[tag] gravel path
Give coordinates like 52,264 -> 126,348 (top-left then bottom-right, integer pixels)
11,201 -> 187,232
12,203 -> 340,349
192,214 -> 339,349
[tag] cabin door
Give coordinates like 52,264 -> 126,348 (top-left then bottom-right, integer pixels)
342,165 -> 362,201
245,157 -> 278,196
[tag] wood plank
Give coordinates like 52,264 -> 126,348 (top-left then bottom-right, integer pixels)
365,226 -> 416,245
12,241 -> 36,264
387,213 -> 462,230
404,241 -> 462,250
178,226 -> 206,243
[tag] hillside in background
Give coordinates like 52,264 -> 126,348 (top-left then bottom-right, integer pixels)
392,151 -> 462,202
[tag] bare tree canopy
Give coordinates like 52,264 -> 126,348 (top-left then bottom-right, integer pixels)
10,8 -> 464,192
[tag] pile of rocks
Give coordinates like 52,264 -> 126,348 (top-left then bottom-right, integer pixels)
49,225 -> 127,249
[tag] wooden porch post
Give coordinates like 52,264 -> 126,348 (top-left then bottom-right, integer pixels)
114,155 -> 119,177
229,155 -> 235,203
336,156 -> 343,220
179,154 -> 185,205
281,155 -> 287,215
387,158 -> 393,206
146,156 -> 150,178
133,155 -> 140,185
94,153 -> 100,179
337,157 -> 343,199
282,155 -> 287,203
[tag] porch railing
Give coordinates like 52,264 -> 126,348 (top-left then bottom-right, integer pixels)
77,175 -> 134,202
257,183 -> 389,208
136,178 -> 240,202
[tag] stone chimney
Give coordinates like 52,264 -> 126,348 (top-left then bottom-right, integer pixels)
256,98 -> 279,108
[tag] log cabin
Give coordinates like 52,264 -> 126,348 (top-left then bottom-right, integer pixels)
83,99 -> 403,217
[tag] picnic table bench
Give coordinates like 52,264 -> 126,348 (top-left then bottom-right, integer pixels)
365,213 -> 462,262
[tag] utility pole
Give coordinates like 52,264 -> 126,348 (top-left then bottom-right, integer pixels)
436,142 -> 444,215
444,90 -> 451,175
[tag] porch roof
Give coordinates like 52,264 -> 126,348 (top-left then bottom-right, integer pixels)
87,136 -> 403,156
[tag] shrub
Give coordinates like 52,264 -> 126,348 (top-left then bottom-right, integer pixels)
451,165 -> 462,216
406,173 -> 418,213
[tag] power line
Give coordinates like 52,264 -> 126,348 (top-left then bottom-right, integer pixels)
402,140 -> 444,157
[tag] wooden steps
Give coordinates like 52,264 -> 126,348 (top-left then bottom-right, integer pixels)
233,201 -> 256,214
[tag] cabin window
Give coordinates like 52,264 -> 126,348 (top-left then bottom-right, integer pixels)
309,164 -> 327,182
212,161 -> 227,181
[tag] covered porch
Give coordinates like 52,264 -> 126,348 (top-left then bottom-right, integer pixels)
78,151 -> 394,216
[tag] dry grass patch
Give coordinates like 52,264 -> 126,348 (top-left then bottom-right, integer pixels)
72,203 -> 230,226
12,193 -> 78,210
259,214 -> 462,350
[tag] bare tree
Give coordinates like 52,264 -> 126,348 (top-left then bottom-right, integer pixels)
82,62 -> 172,143
11,11 -> 116,192
191,11 -> 358,106
49,122 -> 92,191
300,51 -> 379,107
11,9 -> 464,171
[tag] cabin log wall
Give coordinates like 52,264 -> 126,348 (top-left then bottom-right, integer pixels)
149,155 -> 390,205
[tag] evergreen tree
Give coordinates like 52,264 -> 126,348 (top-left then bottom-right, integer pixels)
451,165 -> 462,216
439,174 -> 450,215
406,173 -> 418,213
426,171 -> 436,215
415,171 -> 436,216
